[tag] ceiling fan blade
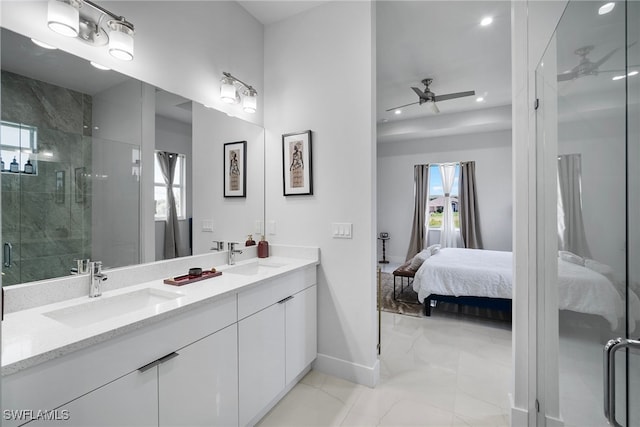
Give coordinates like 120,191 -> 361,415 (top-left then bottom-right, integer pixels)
411,87 -> 428,99
430,102 -> 440,114
385,101 -> 420,112
557,71 -> 578,82
433,91 -> 475,102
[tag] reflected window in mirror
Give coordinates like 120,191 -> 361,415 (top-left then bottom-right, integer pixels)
154,151 -> 187,220
1,121 -> 38,174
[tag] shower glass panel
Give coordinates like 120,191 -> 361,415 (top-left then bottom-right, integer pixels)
536,0 -> 638,425
0,66 -> 141,286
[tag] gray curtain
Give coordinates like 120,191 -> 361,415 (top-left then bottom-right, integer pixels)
405,164 -> 429,261
459,161 -> 483,249
558,154 -> 591,257
157,151 -> 182,259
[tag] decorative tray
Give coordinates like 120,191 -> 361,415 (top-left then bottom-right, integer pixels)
163,270 -> 222,286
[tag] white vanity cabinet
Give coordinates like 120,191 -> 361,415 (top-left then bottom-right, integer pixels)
237,266 -> 317,426
159,324 -> 238,427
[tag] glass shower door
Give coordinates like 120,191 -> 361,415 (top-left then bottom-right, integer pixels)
536,1 -> 639,425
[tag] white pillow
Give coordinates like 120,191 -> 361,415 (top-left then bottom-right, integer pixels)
559,250 -> 585,266
408,249 -> 431,271
427,244 -> 441,255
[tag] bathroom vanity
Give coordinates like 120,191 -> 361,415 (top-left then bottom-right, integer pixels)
2,247 -> 318,427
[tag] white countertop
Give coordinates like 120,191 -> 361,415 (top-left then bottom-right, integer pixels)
2,256 -> 318,376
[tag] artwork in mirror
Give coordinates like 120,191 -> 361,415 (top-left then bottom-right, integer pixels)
223,141 -> 247,198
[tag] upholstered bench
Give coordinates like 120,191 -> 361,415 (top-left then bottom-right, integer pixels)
392,261 -> 416,300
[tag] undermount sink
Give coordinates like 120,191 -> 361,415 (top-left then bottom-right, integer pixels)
43,288 -> 184,328
224,260 -> 286,276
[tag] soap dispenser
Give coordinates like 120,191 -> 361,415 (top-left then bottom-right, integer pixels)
257,235 -> 269,258
245,234 -> 256,246
24,159 -> 34,174
9,157 -> 19,173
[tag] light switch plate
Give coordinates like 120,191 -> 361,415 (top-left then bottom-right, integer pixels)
202,220 -> 214,232
332,223 -> 352,239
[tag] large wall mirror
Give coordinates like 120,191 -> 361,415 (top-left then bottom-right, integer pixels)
1,27 -> 265,286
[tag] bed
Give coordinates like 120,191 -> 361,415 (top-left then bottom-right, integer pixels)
412,247 -> 640,331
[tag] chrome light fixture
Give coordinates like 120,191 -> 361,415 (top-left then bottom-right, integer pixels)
46,0 -> 135,61
220,72 -> 258,113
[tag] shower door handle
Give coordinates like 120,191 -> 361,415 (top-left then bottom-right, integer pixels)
3,242 -> 12,268
603,337 -> 640,427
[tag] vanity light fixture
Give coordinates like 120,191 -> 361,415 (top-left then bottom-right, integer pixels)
220,72 -> 258,113
46,0 -> 135,61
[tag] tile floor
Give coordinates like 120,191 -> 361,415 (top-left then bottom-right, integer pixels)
257,310 -> 512,427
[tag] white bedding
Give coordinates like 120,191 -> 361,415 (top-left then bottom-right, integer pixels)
412,248 -> 640,330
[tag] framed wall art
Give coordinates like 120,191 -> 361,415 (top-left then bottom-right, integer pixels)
223,141 -> 247,197
282,130 -> 312,196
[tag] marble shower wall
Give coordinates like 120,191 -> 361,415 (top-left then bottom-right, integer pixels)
1,70 -> 92,285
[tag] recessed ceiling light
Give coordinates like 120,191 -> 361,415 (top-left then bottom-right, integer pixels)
90,61 -> 110,71
476,97 -> 485,102
612,75 -> 626,81
480,16 -> 493,26
628,70 -> 639,77
31,38 -> 57,50
598,2 -> 615,15
394,109 -> 402,115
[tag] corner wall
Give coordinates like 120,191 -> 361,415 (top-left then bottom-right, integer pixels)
377,129 -> 513,263
264,1 -> 378,386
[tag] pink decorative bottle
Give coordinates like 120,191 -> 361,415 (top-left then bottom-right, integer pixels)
257,235 -> 269,258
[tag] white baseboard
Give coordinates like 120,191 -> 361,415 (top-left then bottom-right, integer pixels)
510,405 -> 528,427
312,353 -> 380,388
546,415 -> 564,427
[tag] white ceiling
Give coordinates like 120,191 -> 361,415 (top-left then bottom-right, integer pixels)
376,1 -> 512,143
237,1 -> 328,25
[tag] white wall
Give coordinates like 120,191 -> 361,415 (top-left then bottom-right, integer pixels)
192,104 -> 264,254
0,1 -> 264,126
264,1 -> 378,386
377,129 -> 512,263
155,115 -> 193,260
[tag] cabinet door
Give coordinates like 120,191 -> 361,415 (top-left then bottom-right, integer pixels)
26,368 -> 157,427
285,285 -> 317,384
159,324 -> 238,427
238,303 -> 286,426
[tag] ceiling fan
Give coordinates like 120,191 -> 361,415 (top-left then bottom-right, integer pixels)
386,78 -> 475,113
557,42 -> 637,82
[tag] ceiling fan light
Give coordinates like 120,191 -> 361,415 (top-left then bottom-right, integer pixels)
47,0 -> 79,38
598,2 -> 615,15
430,102 -> 440,113
480,16 -> 493,26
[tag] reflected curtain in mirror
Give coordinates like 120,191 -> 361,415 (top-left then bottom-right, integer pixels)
459,161 -> 483,249
557,154 -> 591,258
405,164 -> 429,261
157,151 -> 182,259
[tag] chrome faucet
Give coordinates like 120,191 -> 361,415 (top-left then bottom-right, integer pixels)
89,261 -> 108,298
228,242 -> 243,265
211,240 -> 224,251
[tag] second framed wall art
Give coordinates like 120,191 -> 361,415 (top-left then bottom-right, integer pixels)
282,130 -> 313,196
223,141 -> 247,197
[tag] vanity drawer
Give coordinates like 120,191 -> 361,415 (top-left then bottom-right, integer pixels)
237,266 -> 316,320
2,293 -> 236,427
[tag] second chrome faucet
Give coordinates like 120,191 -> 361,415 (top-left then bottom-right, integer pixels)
228,242 -> 243,265
89,261 -> 108,298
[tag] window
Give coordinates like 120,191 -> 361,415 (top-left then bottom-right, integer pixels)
154,152 -> 186,220
1,121 -> 38,173
428,163 -> 460,228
